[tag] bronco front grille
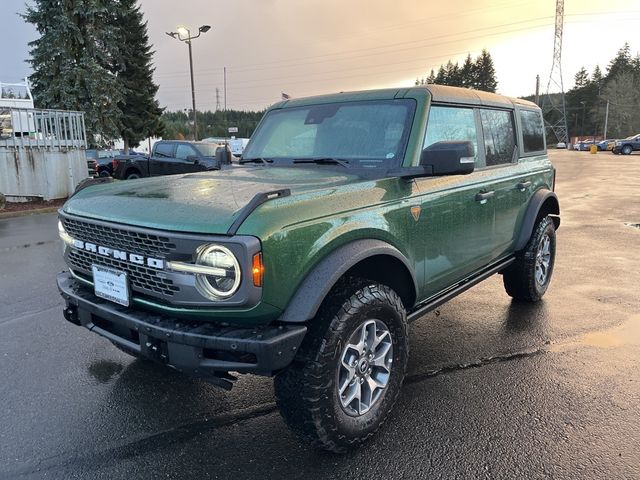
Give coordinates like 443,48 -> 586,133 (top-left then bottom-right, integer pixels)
63,216 -> 180,298
62,217 -> 176,257
68,249 -> 180,297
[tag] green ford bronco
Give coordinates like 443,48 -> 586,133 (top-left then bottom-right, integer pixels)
57,85 -> 559,452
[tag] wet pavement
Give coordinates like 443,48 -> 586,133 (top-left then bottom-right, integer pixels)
1,150 -> 639,479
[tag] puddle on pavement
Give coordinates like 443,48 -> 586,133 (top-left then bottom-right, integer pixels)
550,314 -> 640,352
88,360 -> 125,383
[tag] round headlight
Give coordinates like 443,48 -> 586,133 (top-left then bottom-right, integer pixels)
194,244 -> 241,299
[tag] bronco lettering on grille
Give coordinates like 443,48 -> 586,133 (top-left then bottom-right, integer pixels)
72,239 -> 165,269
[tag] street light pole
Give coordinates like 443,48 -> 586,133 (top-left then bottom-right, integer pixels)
186,39 -> 197,140
166,25 -> 211,141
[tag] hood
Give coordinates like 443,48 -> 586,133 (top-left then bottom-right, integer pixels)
62,166 -> 364,234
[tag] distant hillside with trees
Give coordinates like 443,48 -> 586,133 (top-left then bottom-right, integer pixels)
523,43 -> 640,140
161,109 -> 264,140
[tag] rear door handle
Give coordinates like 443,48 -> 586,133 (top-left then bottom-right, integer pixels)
516,181 -> 532,191
475,191 -> 495,204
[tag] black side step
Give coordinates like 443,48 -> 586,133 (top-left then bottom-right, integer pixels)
407,256 -> 515,323
226,189 -> 291,236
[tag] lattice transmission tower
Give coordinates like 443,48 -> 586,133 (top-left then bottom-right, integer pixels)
541,0 -> 569,145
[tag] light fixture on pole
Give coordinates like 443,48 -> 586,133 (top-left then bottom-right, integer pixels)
166,24 -> 211,141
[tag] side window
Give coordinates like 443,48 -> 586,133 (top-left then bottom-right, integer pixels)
480,109 -> 516,166
423,106 -> 479,163
154,143 -> 174,158
519,110 -> 545,153
175,144 -> 196,160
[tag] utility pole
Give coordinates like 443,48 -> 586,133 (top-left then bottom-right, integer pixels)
224,67 -> 227,110
603,99 -> 610,138
541,0 -> 569,146
535,74 -> 540,106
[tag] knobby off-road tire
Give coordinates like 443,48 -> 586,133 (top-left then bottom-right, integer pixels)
503,215 -> 556,302
274,280 -> 409,453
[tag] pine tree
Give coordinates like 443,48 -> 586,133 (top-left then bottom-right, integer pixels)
426,69 -> 436,84
460,54 -> 475,88
23,0 -> 124,144
606,43 -> 633,81
474,49 -> 498,93
574,67 -> 589,88
435,65 -> 447,84
591,65 -> 603,86
113,0 -> 164,152
444,61 -> 462,87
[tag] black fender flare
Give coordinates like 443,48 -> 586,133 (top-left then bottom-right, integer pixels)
278,239 -> 418,323
514,189 -> 560,251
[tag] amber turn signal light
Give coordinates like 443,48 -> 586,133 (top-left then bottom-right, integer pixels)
252,253 -> 264,286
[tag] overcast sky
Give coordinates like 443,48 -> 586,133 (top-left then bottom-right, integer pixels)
2,0 -> 639,112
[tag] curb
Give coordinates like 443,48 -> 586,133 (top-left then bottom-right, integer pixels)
0,207 -> 60,220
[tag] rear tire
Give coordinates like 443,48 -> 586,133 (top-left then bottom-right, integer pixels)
503,216 -> 556,302
126,171 -> 141,180
274,280 -> 408,453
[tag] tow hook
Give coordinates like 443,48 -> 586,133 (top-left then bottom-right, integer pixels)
63,306 -> 80,326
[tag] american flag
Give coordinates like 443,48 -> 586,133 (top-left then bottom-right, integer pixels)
281,92 -> 291,100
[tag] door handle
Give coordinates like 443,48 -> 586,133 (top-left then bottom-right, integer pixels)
475,191 -> 495,204
516,181 -> 531,191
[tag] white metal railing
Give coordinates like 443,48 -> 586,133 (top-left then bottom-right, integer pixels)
0,107 -> 87,150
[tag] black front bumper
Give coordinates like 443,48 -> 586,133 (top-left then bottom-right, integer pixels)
57,272 -> 306,380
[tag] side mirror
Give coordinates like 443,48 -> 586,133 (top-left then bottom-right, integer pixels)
420,141 -> 475,176
215,145 -> 233,165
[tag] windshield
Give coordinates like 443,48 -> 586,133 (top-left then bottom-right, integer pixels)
243,99 -> 415,169
194,143 -> 220,157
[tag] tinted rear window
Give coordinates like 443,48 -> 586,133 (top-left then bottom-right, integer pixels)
520,110 -> 545,152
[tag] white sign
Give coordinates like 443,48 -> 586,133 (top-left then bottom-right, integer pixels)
92,265 -> 130,307
228,126 -> 238,133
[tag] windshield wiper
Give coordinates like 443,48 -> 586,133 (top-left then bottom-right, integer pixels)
239,157 -> 273,165
293,157 -> 350,168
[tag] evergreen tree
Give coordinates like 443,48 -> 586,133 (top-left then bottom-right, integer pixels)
23,0 -> 124,144
444,60 -> 462,87
426,69 -> 436,84
460,54 -> 475,88
591,65 -> 603,85
606,43 -> 633,81
573,67 -> 589,88
114,0 -> 164,151
474,49 -> 498,93
435,65 -> 447,84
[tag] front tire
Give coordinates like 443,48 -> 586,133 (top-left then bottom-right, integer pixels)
503,216 -> 556,302
622,145 -> 633,155
274,280 -> 408,453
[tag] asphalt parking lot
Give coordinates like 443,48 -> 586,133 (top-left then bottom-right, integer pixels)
1,149 -> 639,479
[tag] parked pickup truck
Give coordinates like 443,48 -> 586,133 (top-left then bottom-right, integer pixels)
611,133 -> 640,155
113,140 -> 226,179
57,85 -> 559,452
